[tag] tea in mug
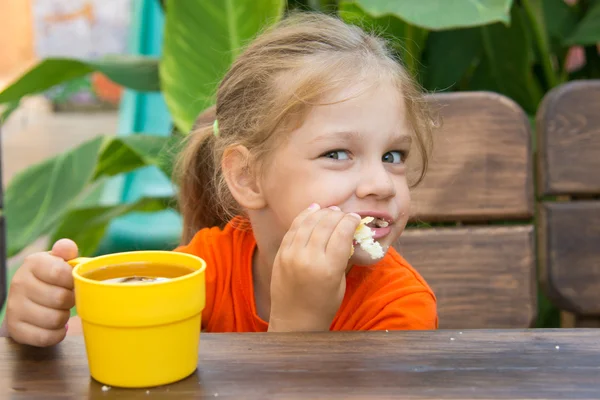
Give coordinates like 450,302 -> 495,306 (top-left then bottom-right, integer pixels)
82,263 -> 195,284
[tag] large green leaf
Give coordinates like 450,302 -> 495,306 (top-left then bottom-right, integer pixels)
468,55 -> 500,93
4,132 -> 181,258
340,0 -> 514,31
291,0 -> 337,12
94,135 -> 183,180
422,28 -> 482,91
564,1 -> 600,46
0,55 -> 160,105
50,197 -> 173,257
160,0 -> 286,133
543,0 -> 578,46
339,2 -> 428,78
479,5 -> 542,114
5,137 -> 106,257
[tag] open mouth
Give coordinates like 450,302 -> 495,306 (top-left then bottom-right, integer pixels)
363,217 -> 390,228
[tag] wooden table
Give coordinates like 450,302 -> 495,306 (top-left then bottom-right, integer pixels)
1,329 -> 599,399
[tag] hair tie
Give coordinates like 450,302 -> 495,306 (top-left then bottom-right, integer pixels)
213,119 -> 220,137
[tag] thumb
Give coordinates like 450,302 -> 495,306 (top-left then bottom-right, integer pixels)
50,238 -> 79,261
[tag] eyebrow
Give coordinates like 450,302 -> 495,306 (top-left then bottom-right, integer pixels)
309,130 -> 412,145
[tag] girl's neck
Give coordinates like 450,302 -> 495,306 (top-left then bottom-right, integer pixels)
251,243 -> 275,323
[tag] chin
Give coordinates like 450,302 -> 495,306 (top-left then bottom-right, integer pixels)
349,246 -> 388,267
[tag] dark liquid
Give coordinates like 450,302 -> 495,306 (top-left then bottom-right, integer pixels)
82,263 -> 195,284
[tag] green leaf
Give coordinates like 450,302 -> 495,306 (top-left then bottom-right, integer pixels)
422,28 -> 482,91
543,0 -> 578,44
340,0 -> 514,31
564,1 -> 600,46
302,0 -> 337,12
5,136 -> 106,257
94,135 -> 183,180
73,178 -> 112,208
50,197 -> 172,257
161,0 -> 286,133
339,2 -> 428,78
479,5 -> 542,114
468,55 -> 499,93
0,55 -> 160,105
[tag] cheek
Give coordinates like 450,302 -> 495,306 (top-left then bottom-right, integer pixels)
396,181 -> 411,217
310,181 -> 358,210
288,170 -> 356,205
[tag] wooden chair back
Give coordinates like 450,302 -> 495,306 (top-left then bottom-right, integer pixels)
536,80 -> 600,327
395,92 -> 537,329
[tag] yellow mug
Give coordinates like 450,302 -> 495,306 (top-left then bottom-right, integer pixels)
69,251 -> 206,388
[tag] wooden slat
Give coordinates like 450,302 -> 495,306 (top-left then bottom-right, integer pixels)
539,201 -> 600,315
537,80 -> 600,195
408,91 -> 533,222
394,225 -> 536,329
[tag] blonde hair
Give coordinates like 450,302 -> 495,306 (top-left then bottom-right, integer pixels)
176,12 -> 434,243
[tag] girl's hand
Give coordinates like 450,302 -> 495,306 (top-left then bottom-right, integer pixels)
5,239 -> 78,347
268,204 -> 361,332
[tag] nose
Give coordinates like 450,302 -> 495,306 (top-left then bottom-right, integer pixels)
355,161 -> 396,200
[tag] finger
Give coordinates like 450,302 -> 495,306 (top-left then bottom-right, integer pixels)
326,213 -> 362,261
30,254 -> 74,290
289,208 -> 333,250
306,210 -> 347,254
21,298 -> 71,330
27,279 -> 75,310
281,203 -> 321,250
50,239 -> 79,261
9,321 -> 67,347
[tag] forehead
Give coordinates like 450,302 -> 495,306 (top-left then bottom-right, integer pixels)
292,78 -> 407,141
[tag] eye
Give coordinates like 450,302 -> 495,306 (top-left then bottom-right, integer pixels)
382,151 -> 405,164
322,150 -> 350,160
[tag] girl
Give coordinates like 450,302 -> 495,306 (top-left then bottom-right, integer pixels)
2,12 -> 437,346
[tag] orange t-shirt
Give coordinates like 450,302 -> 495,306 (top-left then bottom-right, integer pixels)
175,219 -> 438,332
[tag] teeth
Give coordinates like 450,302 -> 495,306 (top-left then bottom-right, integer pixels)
359,216 -> 390,228
375,218 -> 389,228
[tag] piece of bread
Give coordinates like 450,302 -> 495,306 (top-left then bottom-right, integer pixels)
352,217 -> 385,259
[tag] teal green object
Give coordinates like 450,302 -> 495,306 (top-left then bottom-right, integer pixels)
95,0 -> 182,255
213,119 -> 220,137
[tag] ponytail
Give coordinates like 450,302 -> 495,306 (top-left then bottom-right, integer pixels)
175,107 -> 231,244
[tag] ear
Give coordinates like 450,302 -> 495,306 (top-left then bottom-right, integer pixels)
221,145 -> 266,210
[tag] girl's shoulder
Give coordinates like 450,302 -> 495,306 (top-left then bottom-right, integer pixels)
174,216 -> 255,259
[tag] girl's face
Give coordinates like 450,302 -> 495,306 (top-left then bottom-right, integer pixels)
259,79 -> 412,266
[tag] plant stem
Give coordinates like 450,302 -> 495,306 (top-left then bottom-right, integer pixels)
522,0 -> 560,88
